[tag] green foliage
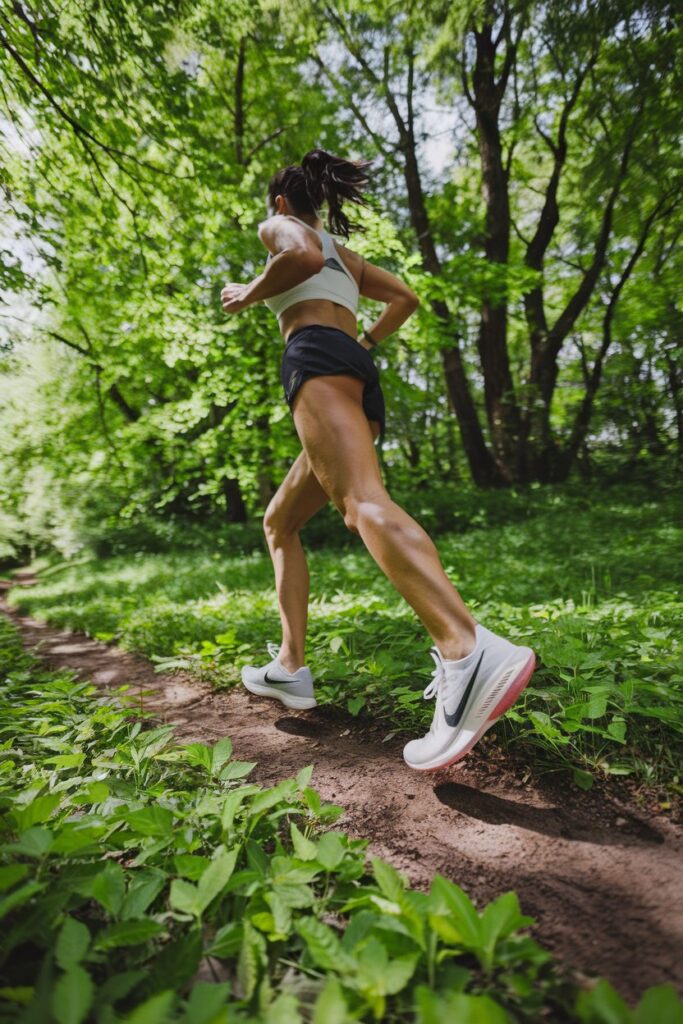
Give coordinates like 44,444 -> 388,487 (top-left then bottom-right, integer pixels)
1,616 -> 680,1021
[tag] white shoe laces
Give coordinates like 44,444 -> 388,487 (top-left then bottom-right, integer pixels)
267,641 -> 281,660
423,647 -> 445,701
422,647 -> 447,735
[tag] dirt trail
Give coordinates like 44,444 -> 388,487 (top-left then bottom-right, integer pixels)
2,574 -> 682,1004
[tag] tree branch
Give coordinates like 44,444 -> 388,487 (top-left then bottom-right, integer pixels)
525,45 -> 600,273
0,23 -> 192,182
308,51 -> 402,172
547,97 -> 644,356
563,190 -> 669,461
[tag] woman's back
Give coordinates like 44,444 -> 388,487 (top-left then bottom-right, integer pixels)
262,215 -> 359,321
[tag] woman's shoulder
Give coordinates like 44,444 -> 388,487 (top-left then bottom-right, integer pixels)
258,215 -> 324,259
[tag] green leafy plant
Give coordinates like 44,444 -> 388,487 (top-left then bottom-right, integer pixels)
2,616 -> 680,1021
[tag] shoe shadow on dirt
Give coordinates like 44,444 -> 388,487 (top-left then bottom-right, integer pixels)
434,781 -> 664,847
275,716 -> 327,739
274,704 -> 365,739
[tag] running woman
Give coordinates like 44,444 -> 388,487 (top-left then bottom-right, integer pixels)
220,149 -> 536,772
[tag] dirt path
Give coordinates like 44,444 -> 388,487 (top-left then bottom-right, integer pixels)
2,575 -> 682,1004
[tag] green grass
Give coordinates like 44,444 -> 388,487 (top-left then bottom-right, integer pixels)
1,615 -> 681,1022
8,480 -> 683,794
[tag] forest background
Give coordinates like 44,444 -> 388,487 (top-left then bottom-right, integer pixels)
0,0 -> 680,561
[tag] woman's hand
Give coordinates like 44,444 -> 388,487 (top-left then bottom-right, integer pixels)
221,283 -> 252,314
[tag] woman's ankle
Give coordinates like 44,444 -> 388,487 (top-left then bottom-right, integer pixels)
435,623 -> 478,662
278,649 -> 305,674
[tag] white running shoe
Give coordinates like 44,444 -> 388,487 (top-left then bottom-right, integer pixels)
241,642 -> 317,710
403,623 -> 536,772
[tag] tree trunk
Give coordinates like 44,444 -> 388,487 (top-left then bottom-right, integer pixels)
471,18 -> 523,479
663,345 -> 683,461
223,476 -> 247,522
403,144 -> 502,483
380,50 -> 504,485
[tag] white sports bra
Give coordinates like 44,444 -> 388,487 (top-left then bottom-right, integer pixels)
262,215 -> 359,321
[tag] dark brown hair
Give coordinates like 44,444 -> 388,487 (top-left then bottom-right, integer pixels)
267,148 -> 374,238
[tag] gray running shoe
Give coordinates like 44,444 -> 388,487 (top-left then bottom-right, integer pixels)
241,641 -> 317,710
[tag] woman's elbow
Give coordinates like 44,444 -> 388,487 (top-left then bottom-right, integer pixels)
400,290 -> 420,309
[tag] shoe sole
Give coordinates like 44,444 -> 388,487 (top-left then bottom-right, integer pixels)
405,649 -> 536,772
242,678 -> 317,710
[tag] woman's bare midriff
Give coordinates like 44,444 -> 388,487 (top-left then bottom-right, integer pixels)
280,299 -> 359,344
279,240 -> 365,345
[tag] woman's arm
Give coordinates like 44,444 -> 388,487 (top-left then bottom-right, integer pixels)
221,216 -> 325,313
354,256 -> 420,347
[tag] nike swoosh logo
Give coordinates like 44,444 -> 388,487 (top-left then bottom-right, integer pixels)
263,669 -> 292,685
444,651 -> 485,729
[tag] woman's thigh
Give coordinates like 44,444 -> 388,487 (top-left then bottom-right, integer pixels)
291,374 -> 386,520
265,448 -> 330,535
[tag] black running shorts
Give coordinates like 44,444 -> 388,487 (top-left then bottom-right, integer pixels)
280,323 -> 386,444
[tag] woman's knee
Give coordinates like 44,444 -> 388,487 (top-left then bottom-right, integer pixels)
263,501 -> 297,542
342,495 -> 405,537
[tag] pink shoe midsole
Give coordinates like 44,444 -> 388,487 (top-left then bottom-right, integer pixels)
486,650 -> 536,721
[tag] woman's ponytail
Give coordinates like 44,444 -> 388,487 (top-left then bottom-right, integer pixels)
267,149 -> 374,239
301,149 -> 374,238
